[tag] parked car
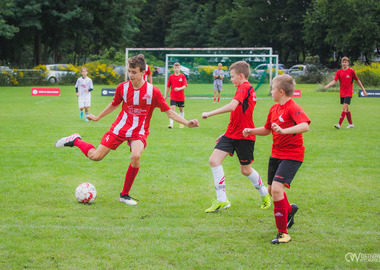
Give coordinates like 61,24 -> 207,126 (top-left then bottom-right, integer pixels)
0,66 -> 14,74
113,65 -> 126,77
286,65 -> 307,77
44,64 -> 75,83
251,63 -> 287,78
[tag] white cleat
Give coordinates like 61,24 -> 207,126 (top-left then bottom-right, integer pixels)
168,124 -> 173,129
334,124 -> 341,129
55,133 -> 81,148
120,194 -> 138,205
346,124 -> 354,128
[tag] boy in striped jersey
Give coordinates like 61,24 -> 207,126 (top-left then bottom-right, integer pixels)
55,55 -> 199,205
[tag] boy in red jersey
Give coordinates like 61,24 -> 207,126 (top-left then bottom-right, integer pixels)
202,61 -> 271,213
243,74 -> 310,244
55,55 -> 199,205
165,62 -> 188,128
138,54 -> 152,84
324,56 -> 367,129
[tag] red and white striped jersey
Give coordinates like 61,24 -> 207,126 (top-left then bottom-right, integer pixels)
110,81 -> 170,140
143,65 -> 151,82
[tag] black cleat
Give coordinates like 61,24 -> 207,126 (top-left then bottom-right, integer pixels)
287,204 -> 298,228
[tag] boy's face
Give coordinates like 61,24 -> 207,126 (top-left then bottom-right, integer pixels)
81,69 -> 88,77
218,63 -> 222,70
341,60 -> 349,69
271,83 -> 283,102
230,69 -> 244,87
128,66 -> 144,85
174,65 -> 181,74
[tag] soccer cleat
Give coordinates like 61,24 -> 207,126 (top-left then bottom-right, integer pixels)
179,124 -> 184,128
334,124 -> 340,129
205,199 -> 231,213
261,193 -> 271,209
120,194 -> 138,206
80,110 -> 84,119
54,133 -> 81,148
271,233 -> 291,244
168,124 -> 173,129
84,116 -> 89,121
287,204 -> 298,228
346,124 -> 354,128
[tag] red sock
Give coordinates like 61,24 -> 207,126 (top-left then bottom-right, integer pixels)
121,165 -> 140,196
74,139 -> 95,156
338,111 -> 346,125
283,192 -> 292,214
217,97 -> 220,102
274,198 -> 288,234
346,112 -> 353,124
214,97 -> 216,102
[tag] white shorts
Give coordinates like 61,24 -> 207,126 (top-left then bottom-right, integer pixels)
78,94 -> 91,108
214,80 -> 223,92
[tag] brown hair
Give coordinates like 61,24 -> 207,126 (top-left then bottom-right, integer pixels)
81,67 -> 88,72
129,54 -> 146,72
273,74 -> 295,97
341,56 -> 349,62
229,61 -> 250,79
173,62 -> 181,67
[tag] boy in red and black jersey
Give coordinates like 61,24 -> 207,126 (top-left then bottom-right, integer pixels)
324,56 -> 367,129
202,61 -> 271,213
243,74 -> 310,244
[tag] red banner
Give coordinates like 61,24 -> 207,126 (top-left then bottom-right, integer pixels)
31,88 -> 60,96
292,89 -> 301,98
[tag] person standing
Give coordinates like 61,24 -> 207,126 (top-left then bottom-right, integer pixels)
213,63 -> 224,103
75,67 -> 93,121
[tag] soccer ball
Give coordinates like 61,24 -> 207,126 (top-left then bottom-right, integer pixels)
75,183 -> 97,204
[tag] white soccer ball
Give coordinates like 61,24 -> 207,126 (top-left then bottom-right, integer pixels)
75,183 -> 97,204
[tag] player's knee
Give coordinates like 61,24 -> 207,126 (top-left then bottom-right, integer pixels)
130,153 -> 141,167
88,152 -> 104,161
271,186 -> 283,200
209,157 -> 220,167
240,166 -> 251,176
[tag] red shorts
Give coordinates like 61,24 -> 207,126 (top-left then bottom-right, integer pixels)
100,131 -> 147,150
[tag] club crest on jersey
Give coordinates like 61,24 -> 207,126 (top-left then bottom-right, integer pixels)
279,113 -> 285,123
179,78 -> 183,82
142,93 -> 151,100
346,75 -> 350,78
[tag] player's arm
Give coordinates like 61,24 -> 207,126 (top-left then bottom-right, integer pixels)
356,79 -> 367,96
174,85 -> 186,91
202,99 -> 239,119
86,103 -> 120,121
148,73 -> 152,84
75,87 -> 79,97
271,122 -> 309,134
324,79 -> 337,90
165,110 -> 199,128
243,127 -> 271,137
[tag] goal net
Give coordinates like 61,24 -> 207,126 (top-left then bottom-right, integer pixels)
124,47 -> 278,97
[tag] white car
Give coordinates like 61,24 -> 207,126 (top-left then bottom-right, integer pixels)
251,63 -> 287,78
45,64 -> 75,83
286,65 -> 307,77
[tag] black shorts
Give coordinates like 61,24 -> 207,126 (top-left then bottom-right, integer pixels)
340,97 -> 351,105
170,100 -> 185,107
267,157 -> 302,188
215,135 -> 255,165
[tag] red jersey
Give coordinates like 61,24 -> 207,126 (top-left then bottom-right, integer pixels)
225,82 -> 257,141
167,73 -> 187,101
110,81 -> 170,141
334,68 -> 359,97
264,99 -> 310,161
143,65 -> 151,82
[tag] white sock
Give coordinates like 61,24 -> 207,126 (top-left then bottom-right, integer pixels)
180,111 -> 184,118
247,169 -> 268,197
211,165 -> 227,202
169,118 -> 173,125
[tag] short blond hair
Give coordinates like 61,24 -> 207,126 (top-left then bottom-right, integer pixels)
273,74 -> 295,97
173,62 -> 181,67
229,61 -> 250,79
81,67 -> 88,72
341,56 -> 349,62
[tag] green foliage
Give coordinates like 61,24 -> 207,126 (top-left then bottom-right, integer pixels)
0,85 -> 379,268
353,62 -> 380,87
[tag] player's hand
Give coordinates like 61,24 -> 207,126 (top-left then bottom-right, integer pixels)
363,90 -> 368,97
76,93 -> 79,97
271,123 -> 284,134
242,128 -> 252,137
216,134 -> 224,143
187,119 -> 199,128
84,89 -> 88,92
202,112 -> 209,119
86,114 -> 98,121
323,85 -> 329,90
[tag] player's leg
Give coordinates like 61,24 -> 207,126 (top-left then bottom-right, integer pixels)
344,98 -> 354,128
168,102 -> 176,128
213,81 -> 217,103
78,97 -> 84,119
84,106 -> 90,121
120,139 -> 145,205
236,139 -> 270,209
179,102 -> 185,128
335,97 -> 346,129
217,84 -> 222,102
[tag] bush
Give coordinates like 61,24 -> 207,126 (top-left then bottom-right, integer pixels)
353,62 -> 380,87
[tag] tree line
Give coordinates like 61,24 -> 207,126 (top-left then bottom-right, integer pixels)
0,0 -> 379,68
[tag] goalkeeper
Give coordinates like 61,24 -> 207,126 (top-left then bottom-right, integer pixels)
213,63 -> 224,103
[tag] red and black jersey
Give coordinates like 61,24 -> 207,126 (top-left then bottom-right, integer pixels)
225,82 -> 257,141
167,73 -> 187,101
264,99 -> 310,161
334,68 -> 359,97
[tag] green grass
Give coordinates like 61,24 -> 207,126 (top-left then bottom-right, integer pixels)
0,84 -> 379,269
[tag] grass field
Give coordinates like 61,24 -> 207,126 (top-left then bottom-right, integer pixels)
0,83 -> 379,269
